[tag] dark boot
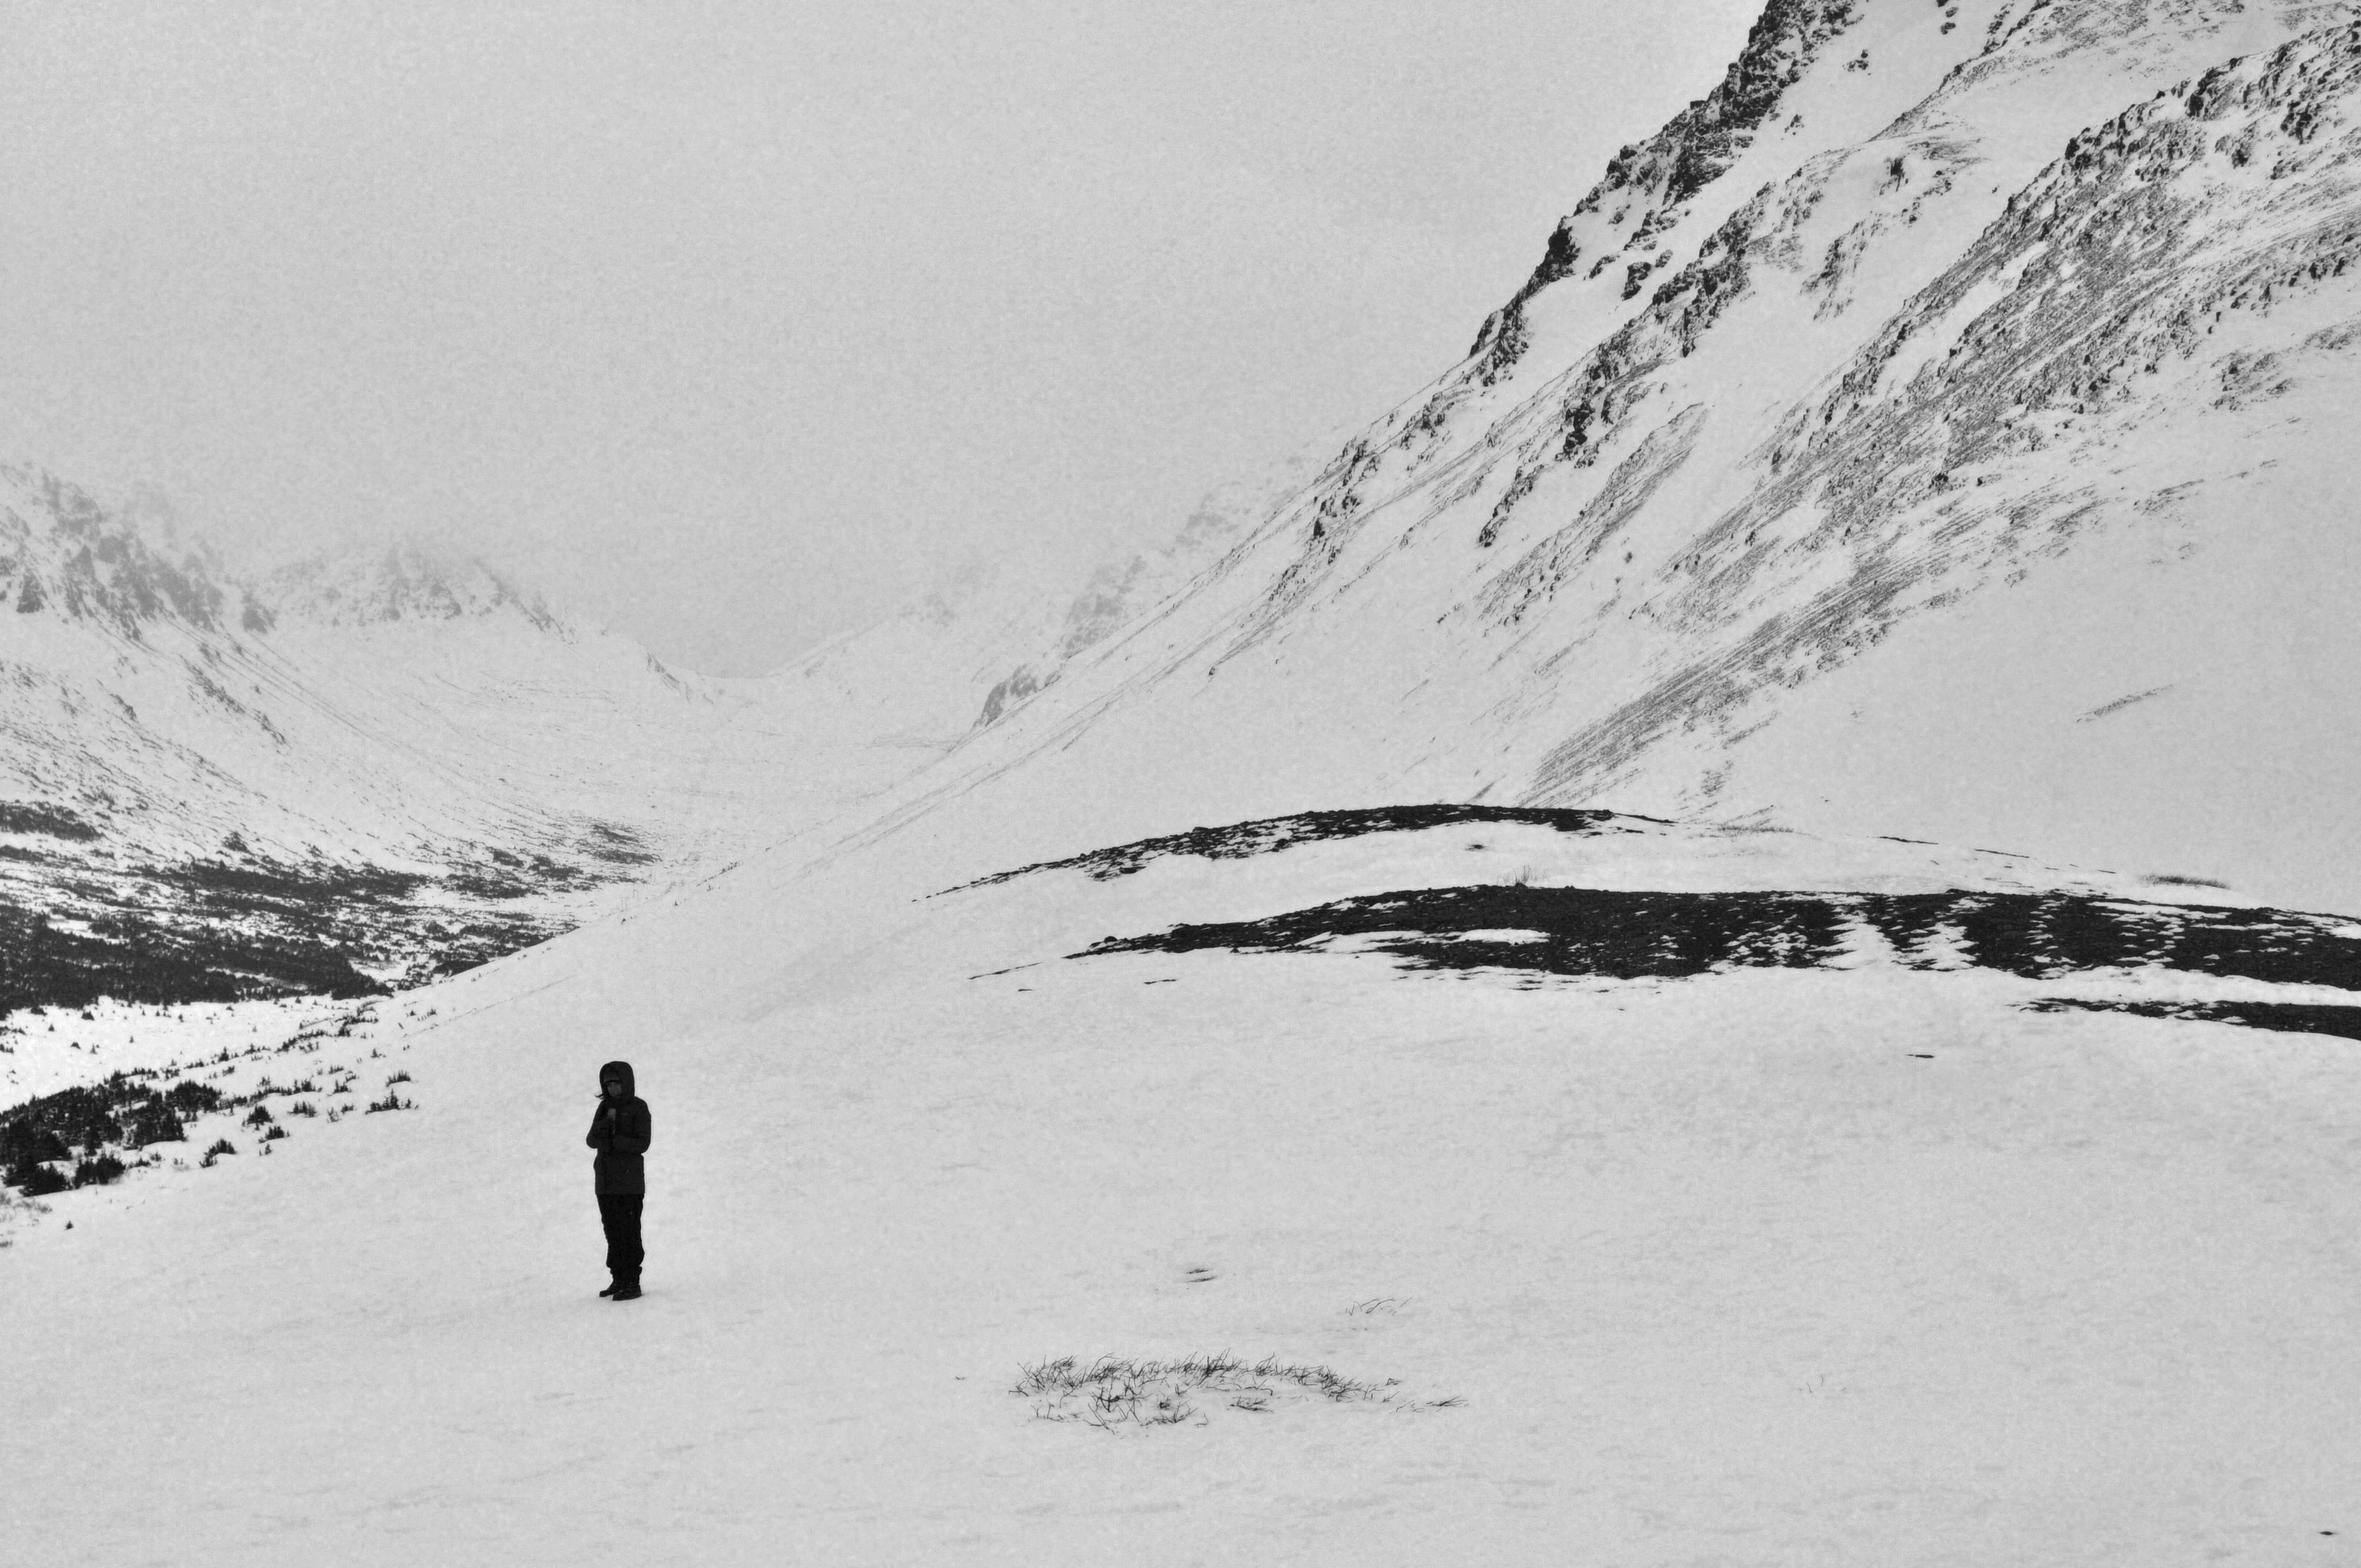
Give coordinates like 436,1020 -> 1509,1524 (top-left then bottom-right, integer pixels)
598,1280 -> 618,1298
610,1278 -> 642,1301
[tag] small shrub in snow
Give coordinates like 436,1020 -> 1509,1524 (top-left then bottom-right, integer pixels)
6,1159 -> 69,1197
261,1124 -> 288,1142
71,1153 -> 126,1187
0,1121 -> 70,1172
199,1137 -> 236,1167
384,1069 -> 411,1085
164,1080 -> 223,1117
287,1101 -> 317,1118
1013,1354 -> 1432,1431
362,1091 -> 412,1114
126,1104 -> 183,1147
242,1104 -> 274,1128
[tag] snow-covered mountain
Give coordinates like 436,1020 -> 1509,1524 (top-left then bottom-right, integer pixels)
821,0 -> 2361,917
39,0 -> 2360,1004
13,3 -> 2361,1563
0,444 -> 1339,1004
0,469 -> 871,997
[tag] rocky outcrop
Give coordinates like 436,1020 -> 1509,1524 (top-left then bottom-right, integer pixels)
1468,0 -> 1864,380
1524,21 -> 2361,803
262,541 -> 561,631
1,469 -> 233,636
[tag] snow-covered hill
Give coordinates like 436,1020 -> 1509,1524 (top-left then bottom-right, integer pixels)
12,3 -> 2361,1564
0,470 -> 946,1002
820,0 -> 2361,917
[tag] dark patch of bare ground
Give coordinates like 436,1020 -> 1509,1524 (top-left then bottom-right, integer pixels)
0,802 -> 100,841
0,902 -> 384,1017
0,872 -> 547,1018
946,805 -> 1640,894
1079,886 -> 2361,993
2027,998 -> 2361,1042
0,818 -> 662,1019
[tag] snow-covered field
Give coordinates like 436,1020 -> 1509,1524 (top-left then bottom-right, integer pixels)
0,994 -> 390,1102
8,816 -> 2360,1564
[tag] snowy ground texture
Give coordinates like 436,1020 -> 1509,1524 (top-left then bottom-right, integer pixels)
7,812 -> 2360,1565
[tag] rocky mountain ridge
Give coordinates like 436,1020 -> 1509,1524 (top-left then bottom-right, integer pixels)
812,0 -> 2361,919
1,466 -> 808,1006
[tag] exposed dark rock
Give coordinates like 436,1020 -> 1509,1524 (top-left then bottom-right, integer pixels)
977,665 -> 1048,728
4,469 -> 232,634
1482,404 -> 1710,587
944,805 -> 1640,895
1524,24 -> 2361,806
2027,997 -> 2361,1041
1469,0 -> 1862,380
579,821 -> 657,866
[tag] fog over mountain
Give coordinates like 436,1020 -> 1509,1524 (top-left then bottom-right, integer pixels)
9,3 -> 2361,1563
0,0 -> 1758,677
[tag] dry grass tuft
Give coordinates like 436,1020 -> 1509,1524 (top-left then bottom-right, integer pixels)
1014,1353 -> 1451,1432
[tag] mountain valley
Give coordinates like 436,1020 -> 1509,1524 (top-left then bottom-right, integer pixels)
9,3 -> 2361,1563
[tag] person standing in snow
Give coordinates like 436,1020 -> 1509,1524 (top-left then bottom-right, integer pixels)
586,1060 -> 651,1300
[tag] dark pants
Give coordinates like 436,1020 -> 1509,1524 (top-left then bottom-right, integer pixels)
598,1192 -> 644,1280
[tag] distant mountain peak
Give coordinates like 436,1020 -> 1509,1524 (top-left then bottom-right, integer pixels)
1469,0 -> 1864,378
260,539 -> 564,634
0,466 -> 240,635
0,471 -> 568,641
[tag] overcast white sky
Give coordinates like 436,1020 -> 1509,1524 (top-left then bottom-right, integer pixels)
1,1 -> 1760,675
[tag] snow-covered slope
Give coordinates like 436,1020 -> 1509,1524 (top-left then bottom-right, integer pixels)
743,446 -> 1329,751
0,445 -> 1339,1005
806,0 -> 2361,916
0,472 -> 889,996
10,806 -> 2361,1564
2,477 -> 755,867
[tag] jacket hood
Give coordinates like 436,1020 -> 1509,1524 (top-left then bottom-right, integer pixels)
598,1060 -> 636,1097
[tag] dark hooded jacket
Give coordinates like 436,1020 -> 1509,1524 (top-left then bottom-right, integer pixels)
586,1059 -> 652,1196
